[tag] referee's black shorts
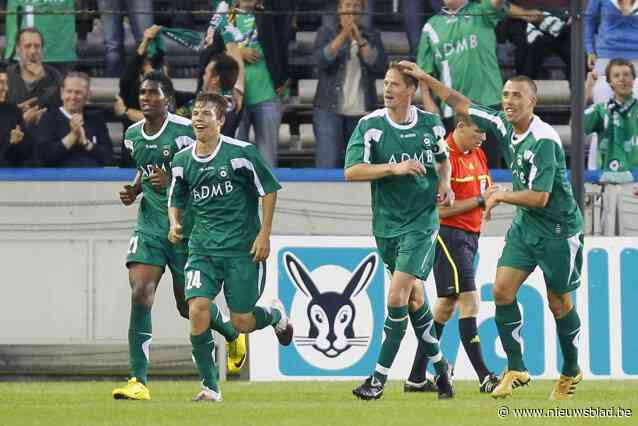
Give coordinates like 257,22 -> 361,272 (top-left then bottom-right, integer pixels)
433,225 -> 479,298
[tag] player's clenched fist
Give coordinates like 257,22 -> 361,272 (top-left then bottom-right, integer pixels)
168,223 -> 183,244
119,184 -> 139,206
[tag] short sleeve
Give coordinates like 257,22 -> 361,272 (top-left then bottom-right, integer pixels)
168,154 -> 189,210
345,120 -> 383,168
477,0 -> 506,28
468,103 -> 508,146
528,140 -> 557,193
231,146 -> 281,196
416,22 -> 437,75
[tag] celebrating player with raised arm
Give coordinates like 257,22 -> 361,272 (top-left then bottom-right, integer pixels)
345,62 -> 455,401
399,61 -> 584,400
112,73 -> 245,401
168,93 -> 293,402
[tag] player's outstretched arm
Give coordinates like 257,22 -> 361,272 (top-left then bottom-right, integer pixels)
397,61 -> 471,117
345,160 -> 426,182
252,191 -> 276,262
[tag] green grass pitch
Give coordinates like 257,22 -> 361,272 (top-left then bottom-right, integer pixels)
1,380 -> 637,426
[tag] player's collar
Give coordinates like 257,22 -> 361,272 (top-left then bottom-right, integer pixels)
141,113 -> 171,140
384,105 -> 417,130
442,1 -> 470,15
510,115 -> 540,145
191,135 -> 223,163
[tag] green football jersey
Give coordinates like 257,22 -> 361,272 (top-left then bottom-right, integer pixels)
234,12 -> 277,106
169,136 -> 281,256
417,0 -> 506,117
4,0 -> 77,63
345,106 -> 448,238
468,104 -> 583,238
584,96 -> 638,181
124,113 -> 196,239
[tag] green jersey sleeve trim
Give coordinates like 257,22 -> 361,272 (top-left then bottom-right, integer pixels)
468,104 -> 507,138
168,166 -> 188,210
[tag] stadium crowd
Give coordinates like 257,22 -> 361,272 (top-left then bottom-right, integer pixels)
0,0 -> 635,171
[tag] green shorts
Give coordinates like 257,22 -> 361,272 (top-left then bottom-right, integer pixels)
125,231 -> 188,285
184,254 -> 266,314
498,224 -> 584,294
375,229 -> 439,280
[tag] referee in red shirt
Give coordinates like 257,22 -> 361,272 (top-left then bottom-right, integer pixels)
405,114 -> 500,393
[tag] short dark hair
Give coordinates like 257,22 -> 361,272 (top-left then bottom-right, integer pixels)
64,71 -> 91,88
17,27 -> 44,47
507,75 -> 537,96
210,53 -> 239,92
141,70 -> 175,99
605,57 -> 637,81
194,92 -> 228,121
388,61 -> 418,88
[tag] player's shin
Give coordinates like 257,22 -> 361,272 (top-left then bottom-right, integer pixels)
409,303 -> 447,375
209,303 -> 239,342
190,328 -> 219,392
373,305 -> 409,384
128,304 -> 152,384
555,307 -> 581,377
252,305 -> 281,330
495,300 -> 526,372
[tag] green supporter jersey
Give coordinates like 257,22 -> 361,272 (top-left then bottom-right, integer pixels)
584,96 -> 638,181
124,113 -> 196,239
417,0 -> 505,118
344,106 -> 449,238
169,136 -> 282,256
233,11 -> 277,106
4,0 -> 77,63
468,104 -> 583,238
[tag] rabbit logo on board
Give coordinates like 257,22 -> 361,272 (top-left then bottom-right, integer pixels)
278,247 -> 385,374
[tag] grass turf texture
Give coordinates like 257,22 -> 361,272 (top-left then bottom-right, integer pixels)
1,380 -> 637,426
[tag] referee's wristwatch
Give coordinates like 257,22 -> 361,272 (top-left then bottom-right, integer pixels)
476,194 -> 486,209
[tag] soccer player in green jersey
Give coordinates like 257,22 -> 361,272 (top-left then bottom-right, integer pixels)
401,61 -> 584,400
168,93 -> 293,402
345,62 -> 455,400
112,73 -> 245,401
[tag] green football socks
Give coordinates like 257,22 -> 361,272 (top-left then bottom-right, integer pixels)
209,303 -> 239,342
373,305 -> 409,384
409,303 -> 448,376
253,306 -> 282,330
556,307 -> 581,377
191,329 -> 219,391
128,304 -> 152,384
495,300 -> 526,372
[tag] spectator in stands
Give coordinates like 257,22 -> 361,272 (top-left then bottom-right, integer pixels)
584,58 -> 638,235
6,28 -> 62,126
313,0 -> 386,168
3,0 -> 77,73
402,0 -> 442,59
234,0 -> 294,167
496,1 -> 570,80
114,24 -> 193,166
98,0 -> 154,77
585,0 -> 638,104
36,72 -> 112,167
0,65 -> 34,166
323,0 -> 377,29
178,51 -> 241,137
417,0 -> 512,168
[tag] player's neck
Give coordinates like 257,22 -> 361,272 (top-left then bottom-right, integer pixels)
196,133 -> 220,157
512,114 -> 534,135
613,92 -> 632,105
387,105 -> 411,124
144,112 -> 168,135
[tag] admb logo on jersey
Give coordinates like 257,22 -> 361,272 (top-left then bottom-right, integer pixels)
278,248 -> 385,375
